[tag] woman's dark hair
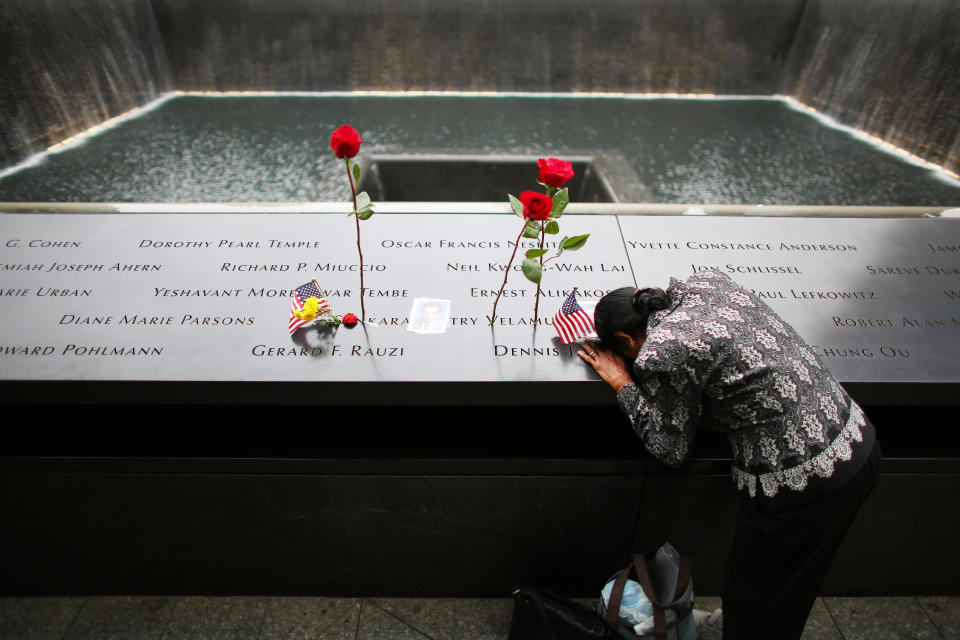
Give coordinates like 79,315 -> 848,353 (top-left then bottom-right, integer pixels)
594,286 -> 669,347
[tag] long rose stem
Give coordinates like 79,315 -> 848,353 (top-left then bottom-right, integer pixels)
346,157 -> 365,322
490,224 -> 526,325
532,186 -> 554,324
533,225 -> 545,323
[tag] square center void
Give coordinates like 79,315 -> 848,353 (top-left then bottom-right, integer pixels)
357,155 -> 617,202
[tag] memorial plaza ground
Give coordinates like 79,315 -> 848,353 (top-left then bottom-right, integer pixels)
1,594 -> 959,639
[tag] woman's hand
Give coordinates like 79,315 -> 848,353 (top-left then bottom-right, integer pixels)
578,341 -> 634,391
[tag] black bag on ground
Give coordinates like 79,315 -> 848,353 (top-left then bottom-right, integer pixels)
509,585 -> 620,640
509,543 -> 694,640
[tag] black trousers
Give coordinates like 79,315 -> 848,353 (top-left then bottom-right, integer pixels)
720,440 -> 881,640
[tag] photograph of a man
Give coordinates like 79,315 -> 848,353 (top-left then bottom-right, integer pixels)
408,298 -> 450,334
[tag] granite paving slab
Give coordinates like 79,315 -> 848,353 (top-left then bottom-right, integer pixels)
0,597 -> 85,640
802,598 -> 843,640
161,596 -> 269,640
62,596 -> 176,640
257,597 -> 360,640
367,598 -> 454,639
451,598 -> 513,640
824,596 -> 942,640
919,596 -> 960,639
1,595 -> 958,639
356,600 -> 432,640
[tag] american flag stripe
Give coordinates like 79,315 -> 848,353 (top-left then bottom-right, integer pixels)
555,312 -> 591,343
553,290 -> 596,344
555,320 -> 574,343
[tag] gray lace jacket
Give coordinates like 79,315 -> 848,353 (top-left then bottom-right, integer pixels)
616,270 -> 870,498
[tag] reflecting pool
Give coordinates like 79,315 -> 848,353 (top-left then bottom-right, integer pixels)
1,94 -> 959,206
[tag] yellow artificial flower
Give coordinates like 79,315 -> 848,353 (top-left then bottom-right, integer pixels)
293,296 -> 323,322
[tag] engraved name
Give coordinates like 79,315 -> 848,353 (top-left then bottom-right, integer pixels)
790,290 -> 878,300
295,263 -> 386,272
866,265 -> 960,275
470,288 -> 609,298
810,345 -> 910,359
494,344 -> 577,357
487,263 -> 622,272
691,264 -> 802,274
626,241 -> 857,251
60,344 -> 164,356
1,345 -> 56,356
5,239 -> 81,248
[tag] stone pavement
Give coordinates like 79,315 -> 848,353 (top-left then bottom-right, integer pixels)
1,595 -> 959,639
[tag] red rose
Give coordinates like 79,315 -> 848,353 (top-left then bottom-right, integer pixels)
520,191 -> 553,221
330,125 -> 362,159
537,157 -> 574,188
342,312 -> 359,327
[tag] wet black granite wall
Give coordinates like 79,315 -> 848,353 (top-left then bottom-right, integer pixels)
783,0 -> 960,174
2,403 -> 958,595
0,0 -> 172,169
1,0 -> 958,174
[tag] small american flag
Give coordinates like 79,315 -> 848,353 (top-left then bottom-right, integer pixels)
553,289 -> 596,344
289,280 -> 330,334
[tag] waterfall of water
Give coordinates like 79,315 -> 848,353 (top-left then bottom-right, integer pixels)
0,0 -> 173,169
783,0 -> 960,174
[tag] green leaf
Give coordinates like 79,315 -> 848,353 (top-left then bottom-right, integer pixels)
522,220 -> 541,239
352,190 -> 374,220
356,191 -> 372,213
521,257 -> 542,284
508,194 -> 524,218
551,188 -> 569,217
560,233 -> 589,251
544,220 -> 560,235
352,162 -> 361,184
525,248 -> 548,259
